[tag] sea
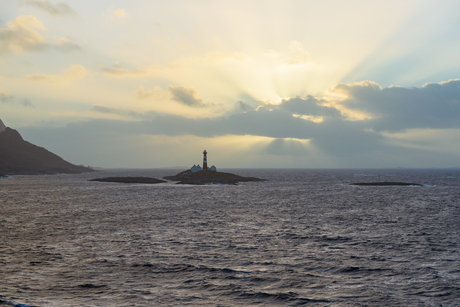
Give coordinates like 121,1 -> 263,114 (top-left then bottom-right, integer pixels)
1,168 -> 459,306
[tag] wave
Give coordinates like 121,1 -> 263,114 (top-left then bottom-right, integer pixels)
131,262 -> 253,275
0,295 -> 36,307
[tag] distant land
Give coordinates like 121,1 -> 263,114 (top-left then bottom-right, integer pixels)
0,119 -> 94,175
351,182 -> 423,186
90,177 -> 166,184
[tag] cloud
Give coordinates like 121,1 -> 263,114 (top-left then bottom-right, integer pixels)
331,79 -> 460,131
278,96 -> 341,117
101,64 -> 147,78
0,16 -> 80,55
0,88 -> 34,107
0,15 -> 47,54
20,98 -> 34,107
135,86 -> 154,99
24,78 -> 459,143
19,0 -> 77,16
86,79 -> 460,158
26,64 -> 87,83
134,85 -> 171,103
0,88 -> 14,103
235,101 -> 253,112
105,8 -> 129,21
19,76 -> 460,168
168,85 -> 205,107
100,51 -> 246,80
90,105 -> 142,118
16,78 -> 460,168
112,9 -> 129,20
55,37 -> 80,52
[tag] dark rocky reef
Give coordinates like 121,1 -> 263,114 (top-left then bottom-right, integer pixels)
0,127 -> 95,175
351,182 -> 423,186
163,169 -> 265,185
90,177 -> 166,184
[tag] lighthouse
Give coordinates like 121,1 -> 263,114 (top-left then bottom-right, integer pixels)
190,150 -> 216,172
203,150 -> 208,170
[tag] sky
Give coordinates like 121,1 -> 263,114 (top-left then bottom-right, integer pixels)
1,0 -> 460,168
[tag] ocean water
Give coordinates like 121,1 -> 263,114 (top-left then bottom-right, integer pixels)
1,169 -> 459,306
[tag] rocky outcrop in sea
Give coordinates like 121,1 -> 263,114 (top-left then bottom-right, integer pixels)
163,169 -> 265,185
90,177 -> 166,184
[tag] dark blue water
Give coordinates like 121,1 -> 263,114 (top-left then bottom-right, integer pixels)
1,169 -> 459,306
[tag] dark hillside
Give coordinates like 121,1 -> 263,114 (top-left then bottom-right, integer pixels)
0,127 -> 94,175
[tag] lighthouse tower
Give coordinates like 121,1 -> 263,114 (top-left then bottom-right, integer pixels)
203,150 -> 208,170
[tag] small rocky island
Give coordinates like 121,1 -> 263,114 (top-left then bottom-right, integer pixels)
164,169 -> 265,185
90,177 -> 166,184
351,182 -> 423,186
163,150 -> 265,185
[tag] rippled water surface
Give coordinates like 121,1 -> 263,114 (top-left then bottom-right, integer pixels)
1,169 -> 460,306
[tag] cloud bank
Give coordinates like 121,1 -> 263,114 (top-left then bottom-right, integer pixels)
17,79 -> 460,168
332,79 -> 460,131
84,79 -> 460,140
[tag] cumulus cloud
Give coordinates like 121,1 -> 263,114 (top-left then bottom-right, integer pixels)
0,15 -> 47,54
168,85 -> 205,107
26,64 -> 87,83
19,0 -> 77,16
0,16 -> 80,55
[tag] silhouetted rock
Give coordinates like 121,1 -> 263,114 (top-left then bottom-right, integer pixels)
0,119 -> 6,133
0,126 -> 94,175
90,177 -> 166,184
163,169 -> 265,185
351,182 -> 423,186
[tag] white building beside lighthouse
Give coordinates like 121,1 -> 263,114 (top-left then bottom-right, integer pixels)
191,164 -> 202,172
190,150 -> 216,172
